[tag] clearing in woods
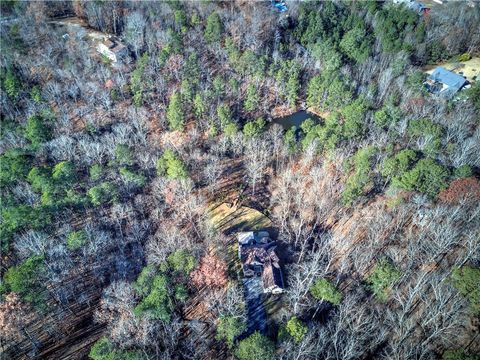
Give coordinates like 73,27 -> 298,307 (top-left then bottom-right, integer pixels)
208,202 -> 273,234
424,56 -> 480,82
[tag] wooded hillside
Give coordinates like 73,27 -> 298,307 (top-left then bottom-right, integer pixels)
1,1 -> 479,359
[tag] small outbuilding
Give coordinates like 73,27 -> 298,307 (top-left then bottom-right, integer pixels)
425,67 -> 468,98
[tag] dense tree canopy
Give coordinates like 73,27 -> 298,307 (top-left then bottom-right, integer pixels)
1,1 -> 479,359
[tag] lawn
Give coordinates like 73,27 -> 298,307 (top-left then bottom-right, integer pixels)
209,202 -> 273,235
424,56 -> 480,82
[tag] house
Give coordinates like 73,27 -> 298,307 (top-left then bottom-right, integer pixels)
424,67 -> 468,98
408,1 -> 430,14
238,231 -> 285,294
392,0 -> 430,14
96,37 -> 128,63
271,0 -> 288,12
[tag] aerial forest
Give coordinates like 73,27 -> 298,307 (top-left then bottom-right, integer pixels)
0,1 -> 479,359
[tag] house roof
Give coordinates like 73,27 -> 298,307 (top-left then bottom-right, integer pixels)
239,234 -> 284,291
408,1 -> 427,12
262,261 -> 284,290
237,231 -> 271,245
241,243 -> 278,266
99,37 -> 127,54
428,67 -> 467,93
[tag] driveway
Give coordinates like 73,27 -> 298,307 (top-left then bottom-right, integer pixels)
242,277 -> 267,334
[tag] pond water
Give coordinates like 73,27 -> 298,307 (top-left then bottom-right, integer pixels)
271,110 -> 320,129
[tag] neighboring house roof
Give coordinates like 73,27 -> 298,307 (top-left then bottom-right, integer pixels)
408,1 -> 428,12
392,0 -> 430,13
426,67 -> 467,98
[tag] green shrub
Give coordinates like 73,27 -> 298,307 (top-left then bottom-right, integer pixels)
457,53 -> 472,62
1,205 -> 52,251
120,168 -> 146,188
285,316 -> 308,343
133,273 -> 172,322
366,260 -> 401,302
90,164 -> 104,181
442,349 -> 479,360
452,165 -> 473,179
167,249 -> 195,274
3,68 -> 21,99
115,144 -> 134,166
0,148 -> 31,186
309,278 -> 343,305
89,337 -> 114,360
381,149 -> 418,179
52,161 -> 76,185
450,266 -> 480,315
167,92 -> 185,130
25,115 -> 52,146
89,337 -> 145,360
223,122 -> 238,138
342,146 -> 376,205
393,158 -> 449,198
216,315 -> 246,348
156,149 -> 188,179
235,332 -> 275,360
204,12 -> 222,44
243,118 -> 266,138
244,84 -> 259,112
2,255 -> 46,308
67,230 -> 87,251
30,85 -> 42,103
88,182 -> 117,206
133,265 -> 157,297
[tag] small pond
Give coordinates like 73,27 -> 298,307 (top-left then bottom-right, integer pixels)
271,110 -> 320,130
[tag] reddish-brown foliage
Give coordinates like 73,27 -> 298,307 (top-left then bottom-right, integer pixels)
0,293 -> 32,343
190,253 -> 228,289
438,177 -> 480,204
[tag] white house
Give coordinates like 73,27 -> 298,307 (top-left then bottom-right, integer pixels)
96,37 -> 128,63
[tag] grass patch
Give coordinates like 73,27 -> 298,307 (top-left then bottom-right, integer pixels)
208,202 -> 272,234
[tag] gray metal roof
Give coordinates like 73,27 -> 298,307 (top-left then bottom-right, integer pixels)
428,67 -> 467,96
